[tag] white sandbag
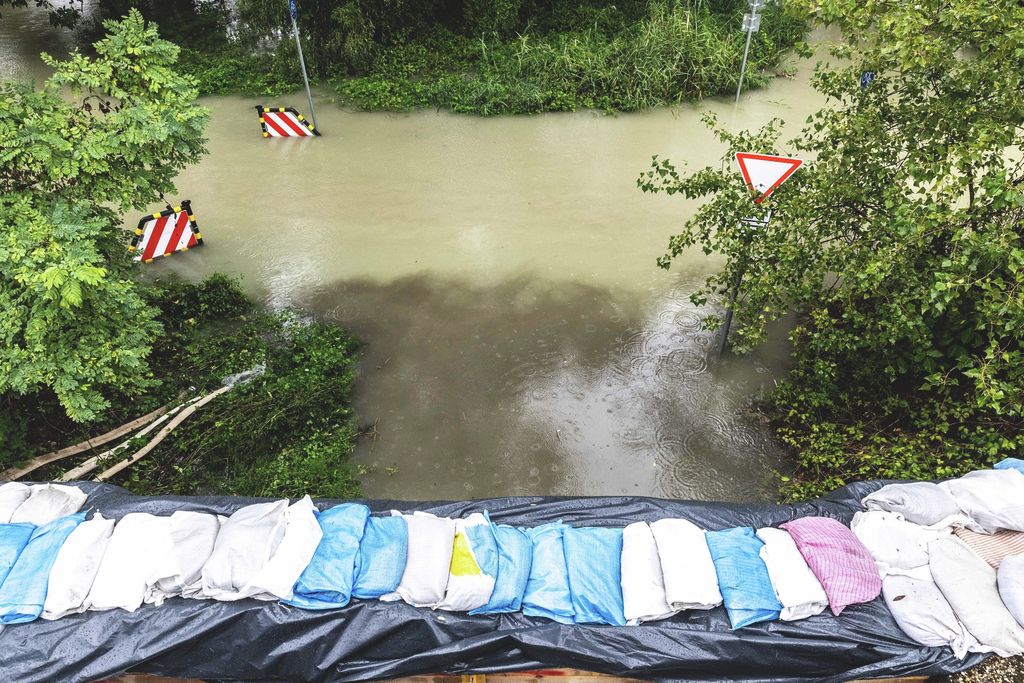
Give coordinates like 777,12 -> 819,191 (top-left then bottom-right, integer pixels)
882,572 -> 979,659
436,513 -> 497,612
243,496 -> 322,601
201,500 -> 289,601
382,511 -> 456,607
87,513 -> 175,613
42,513 -> 115,620
650,518 -> 722,611
755,527 -> 828,621
145,511 -> 222,605
940,469 -> 1024,533
929,536 -> 1024,656
620,522 -> 674,624
862,482 -> 967,528
10,484 -> 87,526
851,510 -> 948,577
998,554 -> 1024,629
0,482 -> 31,523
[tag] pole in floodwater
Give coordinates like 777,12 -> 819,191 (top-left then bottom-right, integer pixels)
735,0 -> 764,106
719,265 -> 745,355
288,0 -> 318,131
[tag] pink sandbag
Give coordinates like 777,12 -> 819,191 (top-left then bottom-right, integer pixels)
780,517 -> 881,615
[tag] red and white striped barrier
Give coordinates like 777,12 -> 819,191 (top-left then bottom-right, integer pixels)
256,105 -> 320,137
129,201 -> 203,263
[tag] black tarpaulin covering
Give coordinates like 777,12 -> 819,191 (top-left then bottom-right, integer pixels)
0,481 -> 987,683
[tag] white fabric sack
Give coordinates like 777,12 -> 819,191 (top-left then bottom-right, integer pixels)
940,469 -> 1024,533
42,513 -> 115,620
201,500 -> 289,601
998,554 -> 1024,629
87,513 -> 175,612
0,482 -> 31,523
851,510 -> 948,578
145,511 -> 222,605
650,518 -> 722,611
620,522 -> 674,624
382,511 -> 456,607
862,482 -> 967,528
882,572 -> 979,659
10,484 -> 88,526
755,527 -> 828,621
436,512 -> 497,612
243,496 -> 322,601
930,536 -> 1024,656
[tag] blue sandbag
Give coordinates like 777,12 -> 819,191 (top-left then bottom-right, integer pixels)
563,526 -> 626,626
352,515 -> 408,599
0,512 -> 85,624
522,521 -> 574,624
995,458 -> 1024,476
0,523 -> 35,587
706,526 -> 782,629
469,523 -> 532,615
286,503 -> 370,610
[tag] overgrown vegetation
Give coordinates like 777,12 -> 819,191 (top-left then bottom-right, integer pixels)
66,0 -> 806,113
641,0 -> 1024,498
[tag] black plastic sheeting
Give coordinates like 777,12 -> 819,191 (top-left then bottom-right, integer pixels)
0,481 -> 987,683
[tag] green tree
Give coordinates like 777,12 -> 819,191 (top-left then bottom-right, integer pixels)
0,9 -> 208,422
640,0 -> 1024,496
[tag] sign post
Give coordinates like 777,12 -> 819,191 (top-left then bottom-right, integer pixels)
289,0 -> 318,131
735,0 -> 765,105
719,153 -> 802,354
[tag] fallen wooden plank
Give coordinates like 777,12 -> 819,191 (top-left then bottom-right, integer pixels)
2,404 -> 170,481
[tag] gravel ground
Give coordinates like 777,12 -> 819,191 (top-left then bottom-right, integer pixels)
945,655 -> 1024,682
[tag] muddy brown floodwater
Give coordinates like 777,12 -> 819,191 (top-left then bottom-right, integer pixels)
2,7 -> 836,501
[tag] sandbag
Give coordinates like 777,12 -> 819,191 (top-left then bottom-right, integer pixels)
10,484 -> 87,526
882,572 -> 978,659
437,513 -> 498,612
563,526 -> 626,626
998,554 -> 1024,629
244,496 -> 322,601
351,515 -> 408,599
469,524 -> 531,615
851,510 -> 947,576
650,518 -> 722,611
286,503 -> 370,610
383,511 -> 455,608
620,521 -> 673,624
755,527 -> 828,621
42,513 -> 114,620
954,528 -> 1024,570
929,536 -> 1024,657
147,511 -> 222,604
781,516 -> 881,615
0,512 -> 85,624
862,482 -> 966,528
940,469 -> 1024,533
995,458 -> 1024,476
522,521 -> 574,624
88,513 -> 175,612
201,500 -> 289,601
706,527 -> 781,629
0,522 -> 34,587
0,482 -> 31,523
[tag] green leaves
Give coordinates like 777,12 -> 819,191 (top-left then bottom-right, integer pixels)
645,0 -> 1024,495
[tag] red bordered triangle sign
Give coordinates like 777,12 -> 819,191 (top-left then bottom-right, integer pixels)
735,152 -> 803,203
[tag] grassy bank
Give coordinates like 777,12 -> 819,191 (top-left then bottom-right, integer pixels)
1,276 -> 362,500
108,0 -> 806,114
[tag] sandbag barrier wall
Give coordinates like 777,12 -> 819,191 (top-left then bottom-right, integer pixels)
0,480 -> 990,683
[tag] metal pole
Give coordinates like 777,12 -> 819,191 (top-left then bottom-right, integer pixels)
735,27 -> 754,106
719,265 -> 745,355
289,0 -> 317,130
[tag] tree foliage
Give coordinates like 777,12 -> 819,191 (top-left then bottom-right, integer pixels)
0,9 -> 208,422
640,0 -> 1024,496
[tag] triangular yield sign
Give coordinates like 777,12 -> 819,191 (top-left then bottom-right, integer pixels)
735,152 -> 803,203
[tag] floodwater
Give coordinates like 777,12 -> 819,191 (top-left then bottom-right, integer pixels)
2,7 -> 834,501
